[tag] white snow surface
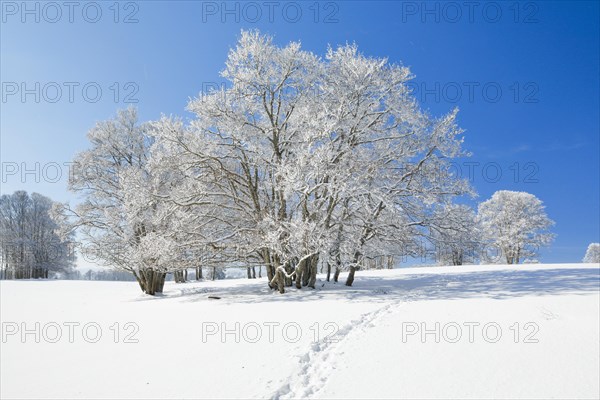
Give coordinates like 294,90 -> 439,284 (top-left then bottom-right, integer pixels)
1,263 -> 599,399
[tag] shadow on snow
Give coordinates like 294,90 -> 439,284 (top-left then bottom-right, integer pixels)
131,267 -> 600,305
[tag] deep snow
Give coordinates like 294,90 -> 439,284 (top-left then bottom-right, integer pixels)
1,263 -> 599,399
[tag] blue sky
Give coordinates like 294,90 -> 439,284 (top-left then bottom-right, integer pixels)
1,0 -> 599,265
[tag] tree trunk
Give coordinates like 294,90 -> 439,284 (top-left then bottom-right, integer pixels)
267,264 -> 275,281
137,268 -> 167,295
345,265 -> 356,286
247,267 -> 252,279
308,253 -> 319,289
269,258 -> 284,292
277,268 -> 285,293
196,266 -> 203,280
301,259 -> 310,287
174,270 -> 188,283
174,271 -> 182,283
272,254 -> 281,282
269,266 -> 287,294
326,262 -> 331,282
333,267 -> 341,283
154,272 -> 166,294
284,261 -> 294,286
262,249 -> 275,282
251,266 -> 256,279
345,251 -> 361,286
295,257 -> 306,289
333,252 -> 342,283
133,270 -> 145,293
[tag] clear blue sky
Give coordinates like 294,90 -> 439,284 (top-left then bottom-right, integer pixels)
1,0 -> 598,264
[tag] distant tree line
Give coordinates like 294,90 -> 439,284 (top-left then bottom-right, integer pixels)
0,191 -> 75,279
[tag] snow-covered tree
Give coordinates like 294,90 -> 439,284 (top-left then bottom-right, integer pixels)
430,204 -> 480,266
477,191 -> 555,264
152,30 -> 470,290
147,117 -> 246,282
583,243 -> 600,263
58,108 -> 194,294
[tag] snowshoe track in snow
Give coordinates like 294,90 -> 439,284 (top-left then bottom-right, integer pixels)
272,300 -> 405,399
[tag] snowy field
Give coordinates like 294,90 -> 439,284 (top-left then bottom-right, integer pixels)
1,263 -> 599,400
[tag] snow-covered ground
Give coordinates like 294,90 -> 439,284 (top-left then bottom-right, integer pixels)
1,263 -> 599,399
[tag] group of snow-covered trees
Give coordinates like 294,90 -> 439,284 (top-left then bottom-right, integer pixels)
427,191 -> 555,266
0,191 -> 75,279
56,31 -> 557,295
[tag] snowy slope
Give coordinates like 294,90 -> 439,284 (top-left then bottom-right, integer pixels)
1,263 -> 599,399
